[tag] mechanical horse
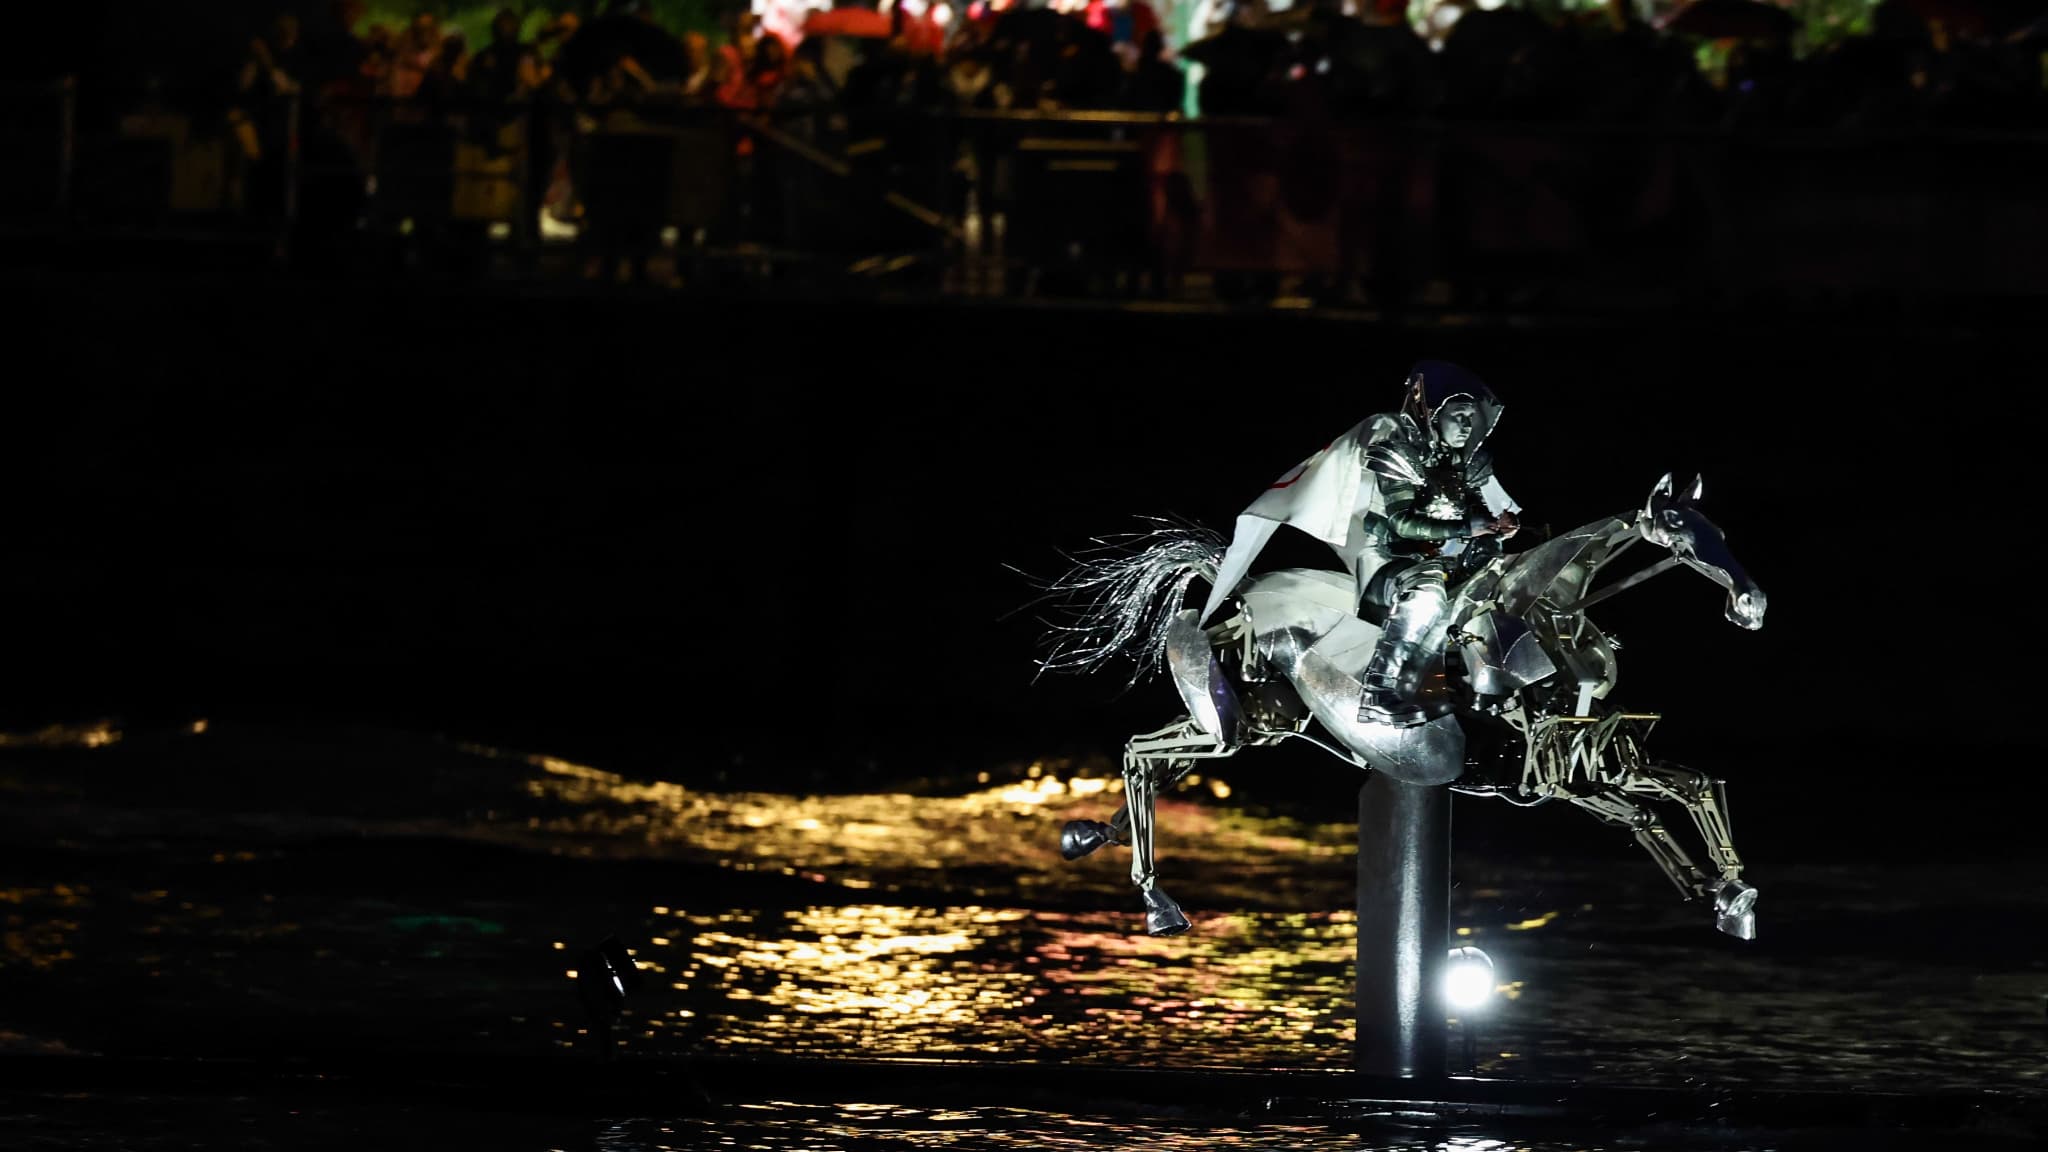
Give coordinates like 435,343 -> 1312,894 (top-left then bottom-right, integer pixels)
1030,474 -> 1767,940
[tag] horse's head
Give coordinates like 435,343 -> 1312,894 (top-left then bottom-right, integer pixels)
1638,474 -> 1766,631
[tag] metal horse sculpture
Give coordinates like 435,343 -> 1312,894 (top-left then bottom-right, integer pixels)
1031,474 -> 1766,940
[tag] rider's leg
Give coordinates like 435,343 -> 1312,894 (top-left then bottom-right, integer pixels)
1359,563 -> 1454,726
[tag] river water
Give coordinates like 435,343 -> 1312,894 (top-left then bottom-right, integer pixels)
0,720 -> 2041,1149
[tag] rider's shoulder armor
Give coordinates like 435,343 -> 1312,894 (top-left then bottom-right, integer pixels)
1465,448 -> 1496,488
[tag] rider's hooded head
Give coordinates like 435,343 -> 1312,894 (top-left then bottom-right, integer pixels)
1400,361 -> 1504,460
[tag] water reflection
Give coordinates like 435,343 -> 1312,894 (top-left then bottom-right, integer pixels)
592,1105 -> 1669,1151
0,884 -> 88,972
1,722 -> 2044,1101
0,1093 -> 1770,1152
0,719 -> 125,749
482,746 -> 1358,912
610,904 -> 1359,1063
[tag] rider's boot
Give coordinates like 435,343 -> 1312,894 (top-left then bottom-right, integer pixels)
1358,645 -> 1428,727
1359,568 -> 1455,727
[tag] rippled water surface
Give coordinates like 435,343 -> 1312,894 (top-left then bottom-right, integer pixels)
0,720 -> 2041,1148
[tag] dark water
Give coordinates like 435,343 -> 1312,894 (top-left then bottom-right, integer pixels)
0,1094 -> 1910,1152
0,720 -> 2042,1149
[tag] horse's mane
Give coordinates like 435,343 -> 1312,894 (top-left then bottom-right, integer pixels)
1494,515 -> 1634,617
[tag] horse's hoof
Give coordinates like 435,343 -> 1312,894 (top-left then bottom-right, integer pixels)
1142,888 -> 1191,937
1061,820 -> 1118,861
1713,878 -> 1757,940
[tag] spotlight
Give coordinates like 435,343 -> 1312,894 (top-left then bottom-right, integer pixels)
1445,945 -> 1496,1075
1444,945 -> 1495,1012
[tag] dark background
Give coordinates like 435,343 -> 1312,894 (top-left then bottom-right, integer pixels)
3,276 -> 2040,867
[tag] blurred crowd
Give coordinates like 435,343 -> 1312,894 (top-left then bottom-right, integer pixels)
49,0 -> 2040,293
215,0 -> 2046,131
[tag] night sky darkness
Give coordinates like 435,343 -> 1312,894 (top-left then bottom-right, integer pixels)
5,283 -> 2041,870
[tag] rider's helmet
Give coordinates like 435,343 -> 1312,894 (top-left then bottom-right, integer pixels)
1400,361 -> 1504,457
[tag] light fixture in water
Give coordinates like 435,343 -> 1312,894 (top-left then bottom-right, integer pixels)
1444,945 -> 1496,1012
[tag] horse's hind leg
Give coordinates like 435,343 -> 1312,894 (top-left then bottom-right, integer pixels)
1059,717 -> 1207,863
1122,746 -> 1192,937
1060,755 -> 1192,861
1059,803 -> 1131,860
1057,717 -> 1224,936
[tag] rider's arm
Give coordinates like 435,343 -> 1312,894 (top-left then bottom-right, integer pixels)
1468,451 -> 1521,516
1381,480 -> 1491,541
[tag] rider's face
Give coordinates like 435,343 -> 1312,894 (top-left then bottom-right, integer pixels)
1436,401 -> 1479,449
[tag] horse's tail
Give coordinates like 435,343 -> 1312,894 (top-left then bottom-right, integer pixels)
1011,516 -> 1226,690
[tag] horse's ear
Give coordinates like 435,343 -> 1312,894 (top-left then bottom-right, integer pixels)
1685,474 -> 1704,505
1645,472 -> 1673,517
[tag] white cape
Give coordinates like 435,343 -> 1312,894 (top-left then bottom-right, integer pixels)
1198,414 -> 1402,626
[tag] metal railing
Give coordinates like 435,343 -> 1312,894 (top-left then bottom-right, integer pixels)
17,80 -> 2048,306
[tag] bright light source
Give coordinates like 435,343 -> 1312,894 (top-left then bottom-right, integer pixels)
1444,945 -> 1496,1011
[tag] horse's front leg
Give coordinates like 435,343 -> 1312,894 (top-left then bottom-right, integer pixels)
1566,791 -> 1715,906
1617,761 -> 1756,939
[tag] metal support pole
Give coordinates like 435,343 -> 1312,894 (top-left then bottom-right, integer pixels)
1356,774 -> 1449,1082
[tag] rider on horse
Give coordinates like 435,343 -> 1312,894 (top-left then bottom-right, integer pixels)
1356,365 -> 1524,726
1198,361 -> 1525,728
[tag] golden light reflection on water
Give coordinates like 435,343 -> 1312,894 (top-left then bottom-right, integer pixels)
6,725 -> 2047,1100
0,720 -> 123,750
618,903 -> 1042,1056
459,741 -> 1555,1070
0,884 -> 91,971
1023,909 -> 1354,1056
571,902 -> 1373,1068
594,1103 -> 1615,1151
460,745 -> 1358,911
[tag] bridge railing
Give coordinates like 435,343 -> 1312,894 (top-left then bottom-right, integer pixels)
17,83 -> 2048,304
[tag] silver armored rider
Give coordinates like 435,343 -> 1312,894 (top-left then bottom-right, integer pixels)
1357,368 -> 1523,727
